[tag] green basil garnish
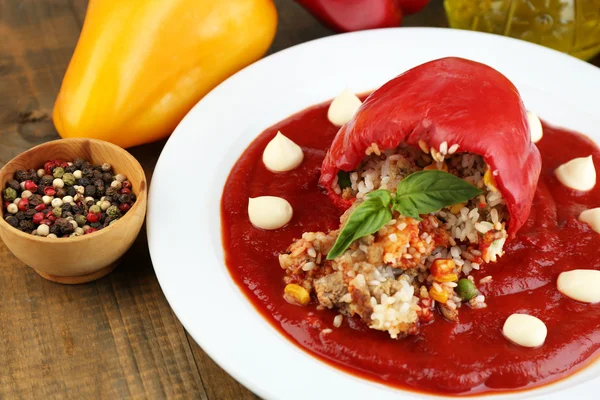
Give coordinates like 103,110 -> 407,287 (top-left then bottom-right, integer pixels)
326,190 -> 392,260
326,171 -> 482,259
393,170 -> 483,221
337,171 -> 352,189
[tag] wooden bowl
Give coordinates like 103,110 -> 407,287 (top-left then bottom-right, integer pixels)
0,138 -> 147,284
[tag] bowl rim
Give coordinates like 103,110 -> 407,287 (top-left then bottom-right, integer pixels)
0,137 -> 147,243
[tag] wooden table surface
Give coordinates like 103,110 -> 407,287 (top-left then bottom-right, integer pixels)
1,1 -> 599,399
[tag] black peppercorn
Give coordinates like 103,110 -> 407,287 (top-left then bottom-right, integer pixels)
37,185 -> 46,195
29,195 -> 43,207
28,169 -> 39,184
103,216 -> 114,226
15,170 -> 28,181
7,179 -> 20,191
84,185 -> 96,196
65,164 -> 76,173
73,158 -> 84,169
82,167 -> 93,177
86,199 -> 95,207
62,203 -> 72,212
82,161 -> 92,170
67,186 -> 77,197
105,186 -> 118,197
63,211 -> 74,219
49,224 -> 59,234
118,193 -> 132,204
55,218 -> 70,233
79,177 -> 91,187
71,205 -> 82,215
25,209 -> 37,218
5,216 -> 19,228
15,211 -> 26,221
56,187 -> 67,198
40,175 -> 54,187
102,172 -> 113,183
19,220 -> 34,231
92,170 -> 103,180
129,193 -> 137,203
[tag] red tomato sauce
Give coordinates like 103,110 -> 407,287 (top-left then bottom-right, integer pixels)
221,101 -> 600,395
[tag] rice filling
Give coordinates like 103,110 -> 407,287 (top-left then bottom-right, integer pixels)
280,142 -> 507,338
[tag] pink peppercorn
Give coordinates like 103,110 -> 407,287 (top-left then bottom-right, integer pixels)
34,203 -> 46,212
17,198 -> 29,211
120,188 -> 131,195
86,212 -> 99,223
44,186 -> 56,196
121,181 -> 132,189
119,203 -> 131,213
24,180 -> 38,192
32,212 -> 44,225
85,227 -> 98,234
44,160 -> 56,174
39,219 -> 52,226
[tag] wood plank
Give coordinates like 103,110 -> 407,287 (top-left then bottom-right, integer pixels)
0,1 -> 208,398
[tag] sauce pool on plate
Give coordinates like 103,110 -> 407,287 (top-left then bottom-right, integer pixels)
221,100 -> 600,395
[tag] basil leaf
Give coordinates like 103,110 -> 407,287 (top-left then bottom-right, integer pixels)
394,170 -> 482,216
392,201 -> 422,221
337,171 -> 351,189
327,190 -> 392,260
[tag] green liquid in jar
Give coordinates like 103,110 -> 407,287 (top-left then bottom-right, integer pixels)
444,0 -> 600,60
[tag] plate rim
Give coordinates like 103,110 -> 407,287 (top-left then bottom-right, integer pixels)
147,27 -> 600,400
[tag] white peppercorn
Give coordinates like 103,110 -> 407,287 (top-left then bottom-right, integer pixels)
37,169 -> 45,178
84,196 -> 95,204
47,233 -> 58,239
82,225 -> 91,233
37,224 -> 50,237
110,180 -> 122,190
20,181 -> 26,190
69,220 -> 78,230
74,227 -> 84,235
21,190 -> 33,199
13,197 -> 21,205
53,178 -> 65,188
7,203 -> 18,214
51,198 -> 63,208
73,170 -> 83,179
42,195 -> 53,205
63,195 -> 74,204
100,200 -> 111,211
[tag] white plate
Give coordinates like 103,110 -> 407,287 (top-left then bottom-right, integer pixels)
147,28 -> 600,399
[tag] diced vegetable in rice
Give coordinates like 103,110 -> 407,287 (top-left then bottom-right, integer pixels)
280,144 -> 507,338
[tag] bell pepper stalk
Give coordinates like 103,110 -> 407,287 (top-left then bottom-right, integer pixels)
319,57 -> 542,239
295,0 -> 430,32
53,0 -> 277,148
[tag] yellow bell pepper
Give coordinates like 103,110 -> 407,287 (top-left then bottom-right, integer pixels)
53,0 -> 277,148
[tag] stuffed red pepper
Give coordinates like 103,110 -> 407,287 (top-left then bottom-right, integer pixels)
279,57 -> 542,339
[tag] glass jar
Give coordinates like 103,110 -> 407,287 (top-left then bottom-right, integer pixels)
444,0 -> 600,60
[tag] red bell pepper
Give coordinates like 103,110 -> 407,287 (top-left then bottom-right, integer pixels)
319,57 -> 542,238
295,0 -> 430,32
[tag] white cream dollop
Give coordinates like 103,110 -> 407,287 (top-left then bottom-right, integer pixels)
327,88 -> 362,127
580,208 -> 600,234
248,196 -> 293,230
502,314 -> 547,348
262,131 -> 304,172
527,111 -> 543,143
555,156 -> 596,191
557,269 -> 600,303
